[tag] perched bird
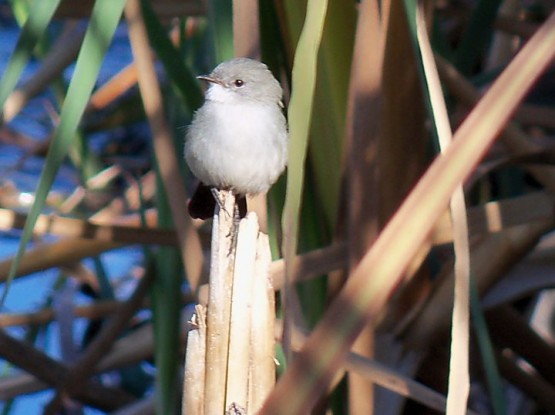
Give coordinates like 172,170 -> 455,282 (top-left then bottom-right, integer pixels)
185,58 -> 288,219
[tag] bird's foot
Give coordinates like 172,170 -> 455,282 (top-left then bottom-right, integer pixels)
210,188 -> 231,219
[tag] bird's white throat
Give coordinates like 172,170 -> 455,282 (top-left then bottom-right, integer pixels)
206,83 -> 238,104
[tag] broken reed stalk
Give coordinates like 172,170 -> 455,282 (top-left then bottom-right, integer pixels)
182,190 -> 275,414
183,305 -> 206,415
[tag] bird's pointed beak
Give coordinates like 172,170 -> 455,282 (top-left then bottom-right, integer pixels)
197,75 -> 224,86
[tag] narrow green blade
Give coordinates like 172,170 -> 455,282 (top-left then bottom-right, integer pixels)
139,0 -> 204,113
282,0 -> 328,269
207,0 -> 234,61
1,0 -> 127,304
470,277 -> 507,415
0,0 -> 61,110
453,0 -> 503,75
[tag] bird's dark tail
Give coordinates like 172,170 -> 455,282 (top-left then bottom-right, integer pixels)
188,183 -> 247,220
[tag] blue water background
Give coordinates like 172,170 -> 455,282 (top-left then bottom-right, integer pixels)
0,10 -> 146,414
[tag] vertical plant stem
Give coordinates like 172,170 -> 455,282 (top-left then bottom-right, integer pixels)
225,213 -> 259,410
233,0 -> 260,59
342,1 -> 384,413
414,3 -> 470,414
182,305 -> 207,415
126,0 -> 203,293
204,191 -> 236,414
281,0 -> 328,361
249,232 -> 275,412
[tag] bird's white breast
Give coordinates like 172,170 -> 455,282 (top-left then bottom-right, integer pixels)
185,99 -> 287,195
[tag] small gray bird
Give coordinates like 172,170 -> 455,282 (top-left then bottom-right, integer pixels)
185,58 -> 288,219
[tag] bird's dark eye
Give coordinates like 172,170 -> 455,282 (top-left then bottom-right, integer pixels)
233,79 -> 244,87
